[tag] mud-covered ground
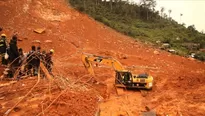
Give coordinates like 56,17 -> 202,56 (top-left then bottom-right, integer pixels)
0,0 -> 205,115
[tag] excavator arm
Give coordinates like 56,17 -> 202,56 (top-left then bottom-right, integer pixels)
81,54 -> 95,75
81,53 -> 125,75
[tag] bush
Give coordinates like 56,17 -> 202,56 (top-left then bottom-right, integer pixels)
94,16 -> 103,22
101,17 -> 111,26
77,6 -> 85,12
195,52 -> 205,61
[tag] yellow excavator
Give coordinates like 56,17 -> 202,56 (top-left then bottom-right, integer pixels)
81,53 -> 153,89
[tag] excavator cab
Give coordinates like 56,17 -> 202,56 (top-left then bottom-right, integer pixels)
115,70 -> 133,87
115,70 -> 153,89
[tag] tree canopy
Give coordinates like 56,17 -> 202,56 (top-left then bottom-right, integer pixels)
68,0 -> 205,61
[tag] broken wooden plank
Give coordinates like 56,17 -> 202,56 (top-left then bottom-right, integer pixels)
33,28 -> 46,34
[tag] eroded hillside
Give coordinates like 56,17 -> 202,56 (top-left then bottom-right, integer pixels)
0,0 -> 205,116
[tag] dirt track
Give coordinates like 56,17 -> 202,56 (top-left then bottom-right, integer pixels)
0,0 -> 205,116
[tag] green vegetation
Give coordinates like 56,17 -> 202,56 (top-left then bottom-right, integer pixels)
68,0 -> 205,61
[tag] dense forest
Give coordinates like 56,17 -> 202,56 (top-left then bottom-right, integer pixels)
68,0 -> 205,61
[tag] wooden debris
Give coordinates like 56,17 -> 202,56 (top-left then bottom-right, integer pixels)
0,97 -> 5,100
17,38 -> 23,41
0,81 -> 17,88
45,40 -> 52,43
4,70 -> 41,116
33,28 -> 46,34
40,62 -> 53,81
32,40 -> 41,43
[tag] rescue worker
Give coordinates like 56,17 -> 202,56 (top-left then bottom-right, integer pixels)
36,47 -> 47,77
41,50 -> 46,62
8,35 -> 19,64
17,48 -> 26,79
36,46 -> 41,73
41,50 -> 47,77
37,46 -> 41,52
18,48 -> 25,66
0,34 -> 7,65
37,46 -> 43,60
26,46 -> 37,76
27,46 -> 36,56
45,49 -> 54,74
7,35 -> 19,76
37,47 -> 47,62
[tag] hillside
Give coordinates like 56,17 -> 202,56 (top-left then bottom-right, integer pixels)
0,0 -> 205,116
69,0 -> 205,61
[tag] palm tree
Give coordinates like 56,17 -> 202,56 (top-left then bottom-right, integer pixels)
180,13 -> 183,24
201,30 -> 204,34
168,9 -> 172,18
160,7 -> 165,19
139,0 -> 156,20
164,13 -> 168,19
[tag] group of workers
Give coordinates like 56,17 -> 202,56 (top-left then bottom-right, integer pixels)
0,33 -> 54,78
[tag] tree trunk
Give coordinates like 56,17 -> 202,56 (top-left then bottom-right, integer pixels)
160,12 -> 162,20
83,0 -> 86,9
110,0 -> 113,11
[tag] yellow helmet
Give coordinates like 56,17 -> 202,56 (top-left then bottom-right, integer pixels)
1,33 -> 6,37
50,49 -> 54,53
